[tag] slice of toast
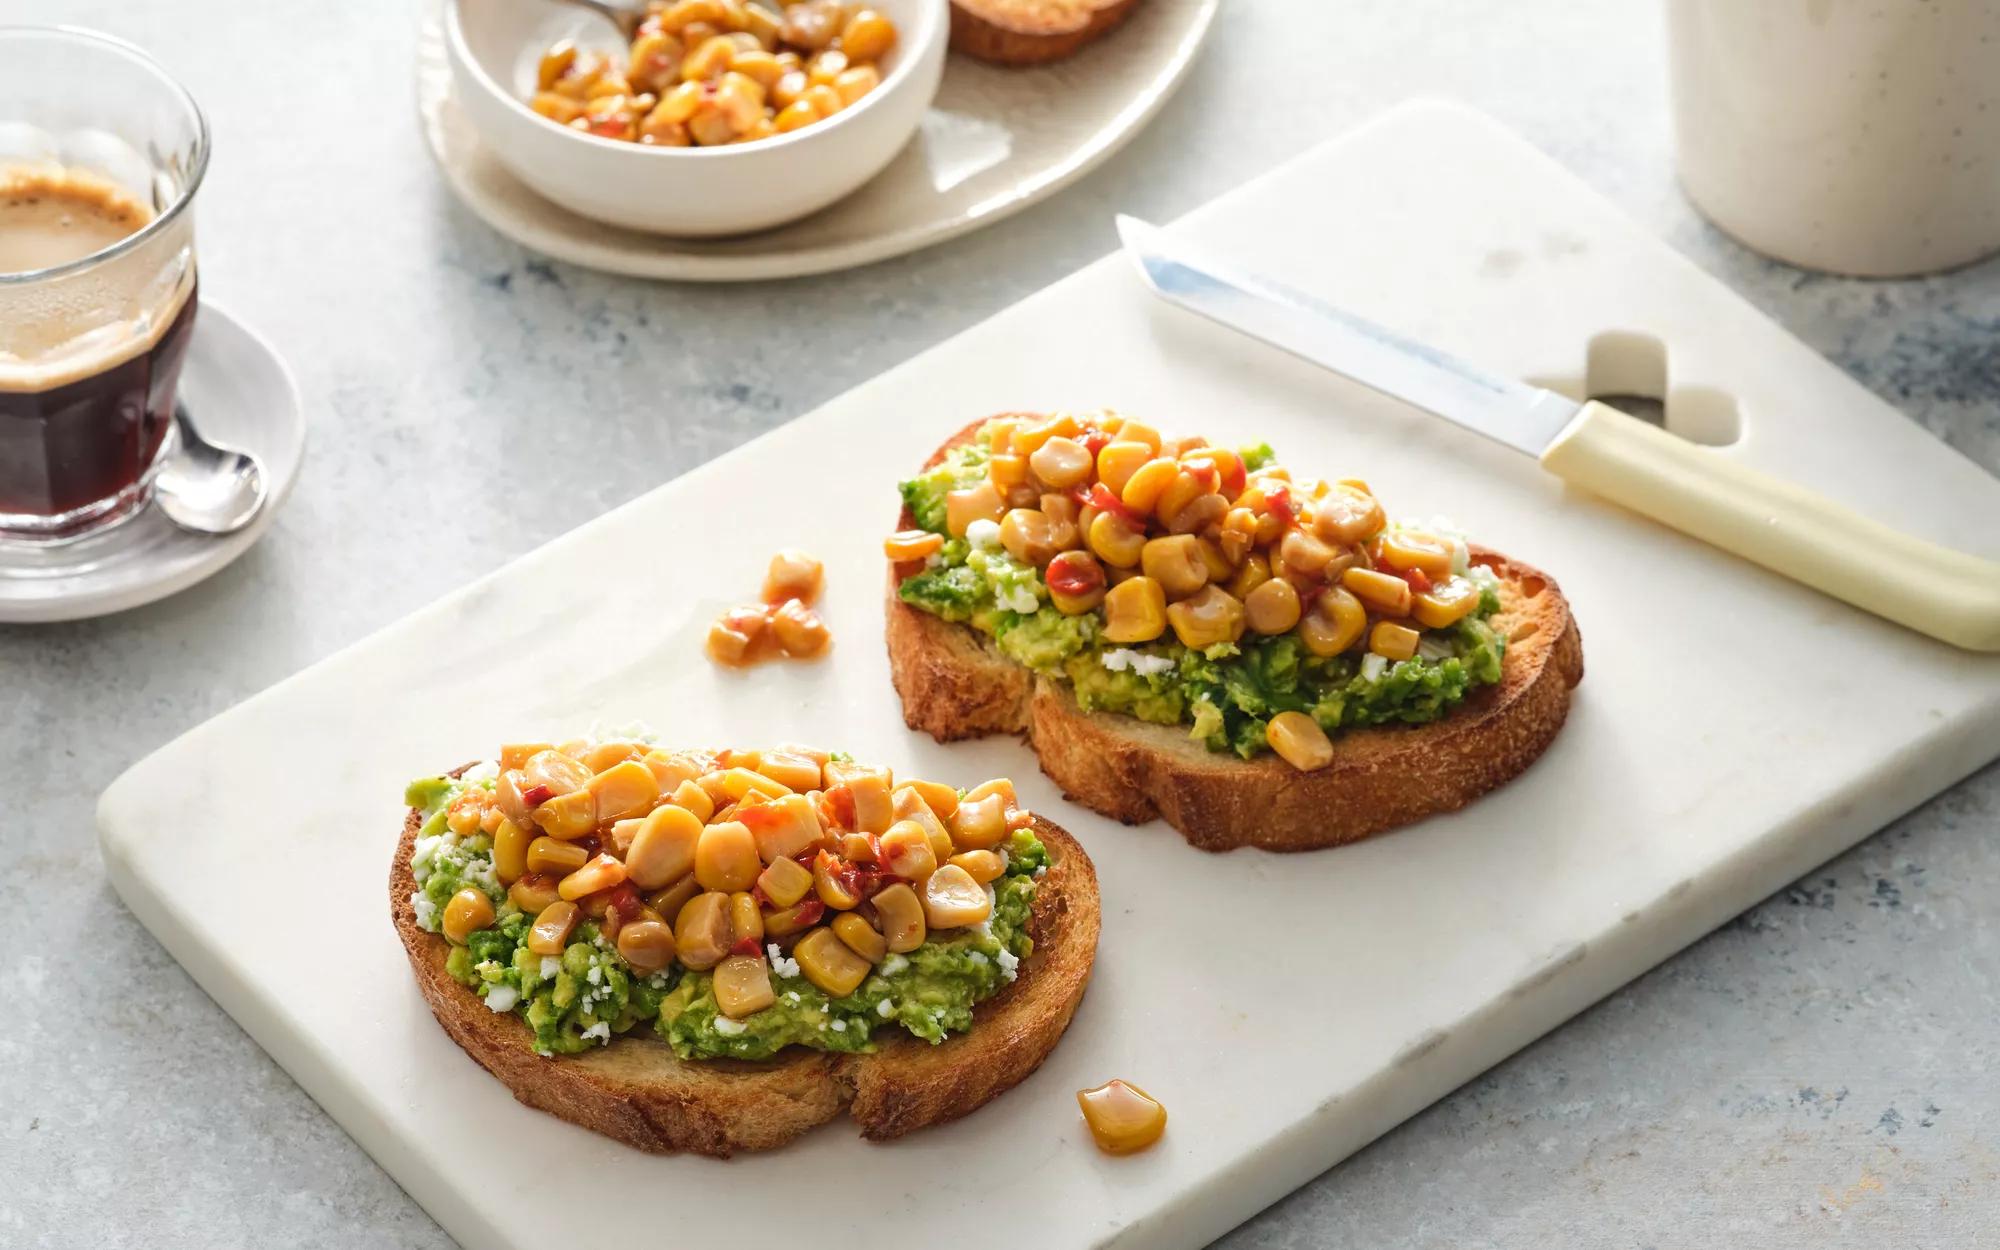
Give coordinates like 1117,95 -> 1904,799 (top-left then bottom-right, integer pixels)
391,779 -> 1100,1156
949,0 -> 1144,64
886,418 -> 1586,852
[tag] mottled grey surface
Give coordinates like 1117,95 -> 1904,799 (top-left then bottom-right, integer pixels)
4,1 -> 1997,1246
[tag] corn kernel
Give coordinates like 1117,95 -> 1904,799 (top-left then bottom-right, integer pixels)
442,888 -> 495,945
715,953 -> 776,1016
1369,620 -> 1421,661
794,926 -> 872,996
1077,1080 -> 1167,1155
832,912 -> 887,963
1266,711 -> 1334,771
922,864 -> 992,929
1341,566 -> 1414,616
756,854 -> 814,908
1101,575 -> 1168,643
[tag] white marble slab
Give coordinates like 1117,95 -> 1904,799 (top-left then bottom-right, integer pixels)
98,101 -> 2000,1250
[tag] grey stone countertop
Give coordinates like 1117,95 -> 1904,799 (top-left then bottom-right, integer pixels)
5,1 -> 1996,1246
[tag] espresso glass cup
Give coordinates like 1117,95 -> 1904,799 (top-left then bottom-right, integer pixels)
0,27 -> 207,543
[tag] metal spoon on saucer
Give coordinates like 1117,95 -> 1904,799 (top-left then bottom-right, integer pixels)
154,405 -> 268,536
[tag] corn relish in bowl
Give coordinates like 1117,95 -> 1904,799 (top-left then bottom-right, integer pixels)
530,0 -> 900,147
890,412 -> 1510,771
443,0 -> 946,234
406,739 -> 1047,1060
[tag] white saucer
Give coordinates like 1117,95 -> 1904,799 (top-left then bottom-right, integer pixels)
415,0 -> 1219,281
0,303 -> 305,625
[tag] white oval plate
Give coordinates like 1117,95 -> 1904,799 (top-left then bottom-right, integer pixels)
0,303 -> 305,624
415,0 -> 1219,281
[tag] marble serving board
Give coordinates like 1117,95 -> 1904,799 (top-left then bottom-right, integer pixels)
100,101 -> 2000,1250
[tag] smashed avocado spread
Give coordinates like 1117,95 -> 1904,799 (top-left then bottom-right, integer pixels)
405,743 -> 1045,1061
891,414 -> 1506,766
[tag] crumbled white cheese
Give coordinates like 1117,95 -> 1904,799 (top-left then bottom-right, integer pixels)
968,951 -> 990,967
1395,513 -> 1466,540
997,584 -> 1040,614
460,760 -> 499,786
410,892 -> 438,931
1033,865 -> 1046,878
410,834 -> 445,882
996,948 -> 1020,982
1417,635 -> 1455,662
540,956 -> 561,980
768,944 -> 801,979
1100,648 -> 1175,677
586,966 -> 602,986
924,551 -> 945,569
1360,653 -> 1389,682
585,719 -> 659,747
484,985 -> 520,1013
879,954 -> 909,977
965,518 -> 1002,550
712,1016 -> 747,1036
831,1019 -> 847,1033
877,998 -> 895,1018
784,991 -> 802,1006
579,1021 -> 611,1044
1465,563 -> 1501,589
463,857 -> 501,896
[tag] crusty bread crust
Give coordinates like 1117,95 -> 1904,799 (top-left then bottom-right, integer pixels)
886,418 -> 1585,852
391,780 -> 1099,1155
949,0 -> 1143,64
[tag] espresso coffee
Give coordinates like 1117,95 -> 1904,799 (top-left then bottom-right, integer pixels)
0,168 -> 195,529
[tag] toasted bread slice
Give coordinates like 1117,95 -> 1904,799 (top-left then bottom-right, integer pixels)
886,418 -> 1585,852
949,0 -> 1143,64
391,780 -> 1099,1156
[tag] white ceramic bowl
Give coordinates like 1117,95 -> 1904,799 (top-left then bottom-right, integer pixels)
446,0 -> 947,237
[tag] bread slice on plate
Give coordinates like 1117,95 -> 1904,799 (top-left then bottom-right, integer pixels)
886,415 -> 1585,852
949,0 -> 1144,64
392,751 -> 1099,1155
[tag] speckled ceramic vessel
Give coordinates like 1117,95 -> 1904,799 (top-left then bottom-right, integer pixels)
1668,0 -> 2000,277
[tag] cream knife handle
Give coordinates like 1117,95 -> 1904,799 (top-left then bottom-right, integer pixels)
1540,400 -> 2000,652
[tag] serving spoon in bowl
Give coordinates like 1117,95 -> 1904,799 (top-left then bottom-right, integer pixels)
548,0 -> 650,38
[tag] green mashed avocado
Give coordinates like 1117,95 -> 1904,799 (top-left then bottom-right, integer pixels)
404,774 -> 1044,1061
897,434 -> 1506,759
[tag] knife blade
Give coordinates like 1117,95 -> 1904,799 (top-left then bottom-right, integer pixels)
1115,214 -> 1582,457
1112,214 -> 2000,652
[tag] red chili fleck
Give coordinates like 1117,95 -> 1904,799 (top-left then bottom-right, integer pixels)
1266,484 -> 1297,530
1079,427 -> 1113,456
1089,482 -> 1142,527
520,783 -> 554,807
729,936 -> 763,958
605,883 -> 643,924
820,783 -> 857,832
1047,554 -> 1100,598
790,899 -> 826,928
1401,567 -> 1433,594
1218,458 -> 1247,497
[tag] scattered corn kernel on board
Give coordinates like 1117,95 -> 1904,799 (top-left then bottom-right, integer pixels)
101,101 -> 2000,1250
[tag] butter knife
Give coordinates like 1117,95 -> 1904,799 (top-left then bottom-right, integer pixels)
1114,214 -> 2000,652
